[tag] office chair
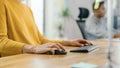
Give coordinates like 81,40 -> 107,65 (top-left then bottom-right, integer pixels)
113,16 -> 118,30
78,8 -> 89,22
76,7 -> 89,39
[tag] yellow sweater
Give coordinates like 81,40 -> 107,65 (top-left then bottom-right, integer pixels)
0,0 -> 62,57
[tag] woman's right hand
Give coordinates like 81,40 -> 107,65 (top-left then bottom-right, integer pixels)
23,43 -> 65,55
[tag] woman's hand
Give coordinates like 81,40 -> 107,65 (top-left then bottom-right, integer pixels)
62,39 -> 92,47
23,43 -> 65,55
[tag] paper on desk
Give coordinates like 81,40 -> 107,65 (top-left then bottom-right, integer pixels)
71,62 -> 98,68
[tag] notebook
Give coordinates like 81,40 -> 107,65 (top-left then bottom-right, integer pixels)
71,62 -> 98,68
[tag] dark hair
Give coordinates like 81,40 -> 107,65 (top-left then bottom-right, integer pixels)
92,1 -> 104,11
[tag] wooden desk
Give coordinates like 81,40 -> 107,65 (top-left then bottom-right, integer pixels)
0,40 -> 119,68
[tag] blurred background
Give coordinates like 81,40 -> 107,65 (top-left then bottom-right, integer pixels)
22,0 -> 120,40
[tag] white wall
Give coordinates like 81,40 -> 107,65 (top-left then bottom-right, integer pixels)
45,0 -> 65,39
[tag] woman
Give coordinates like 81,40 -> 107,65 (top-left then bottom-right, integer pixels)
0,0 -> 92,57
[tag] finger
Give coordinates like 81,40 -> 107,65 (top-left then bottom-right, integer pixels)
52,44 -> 62,51
35,47 -> 51,54
50,48 -> 55,55
77,39 -> 88,43
47,43 -> 56,47
80,44 -> 84,47
84,43 -> 89,46
47,43 -> 63,51
78,39 -> 92,45
44,48 -> 55,55
86,41 -> 93,45
89,41 -> 93,45
75,43 -> 84,47
56,43 -> 66,51
40,48 -> 55,55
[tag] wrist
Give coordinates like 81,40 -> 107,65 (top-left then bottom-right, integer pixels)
23,45 -> 36,53
62,40 -> 73,46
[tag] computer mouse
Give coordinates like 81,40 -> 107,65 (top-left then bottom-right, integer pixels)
46,50 -> 67,55
54,50 -> 67,55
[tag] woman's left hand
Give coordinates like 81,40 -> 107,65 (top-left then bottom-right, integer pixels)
62,39 -> 93,47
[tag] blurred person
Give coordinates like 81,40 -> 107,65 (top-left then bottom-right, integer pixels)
85,1 -> 120,40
